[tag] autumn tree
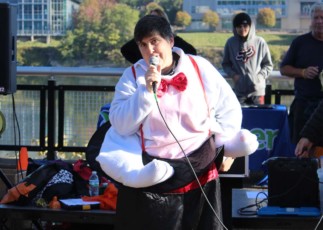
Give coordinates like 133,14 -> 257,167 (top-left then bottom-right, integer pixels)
174,11 -> 191,28
59,1 -> 139,66
145,2 -> 164,16
257,8 -> 276,28
202,10 -> 220,31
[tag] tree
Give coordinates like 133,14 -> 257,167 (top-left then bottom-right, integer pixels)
145,2 -> 164,16
73,0 -> 116,27
59,2 -> 139,66
257,8 -> 276,28
174,11 -> 191,28
202,10 -> 219,31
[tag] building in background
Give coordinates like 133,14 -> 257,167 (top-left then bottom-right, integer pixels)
183,0 -> 321,32
17,0 -> 80,43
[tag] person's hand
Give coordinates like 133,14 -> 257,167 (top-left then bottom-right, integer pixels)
303,66 -> 319,79
145,55 -> 161,93
295,137 -> 314,158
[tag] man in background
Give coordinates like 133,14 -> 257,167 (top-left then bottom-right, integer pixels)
280,3 -> 323,145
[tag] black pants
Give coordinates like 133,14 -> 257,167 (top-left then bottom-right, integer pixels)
288,98 -> 321,144
115,178 -> 224,230
238,95 -> 264,105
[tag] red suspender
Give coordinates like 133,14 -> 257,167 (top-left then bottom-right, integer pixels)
131,65 -> 136,80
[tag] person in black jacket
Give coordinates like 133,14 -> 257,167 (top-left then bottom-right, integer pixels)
295,99 -> 323,158
120,8 -> 197,64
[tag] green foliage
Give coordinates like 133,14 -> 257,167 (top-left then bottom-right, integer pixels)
257,8 -> 276,28
145,2 -> 163,15
175,11 -> 191,27
177,32 -> 296,49
118,0 -> 140,7
17,40 -> 61,66
198,47 -> 223,69
202,10 -> 220,30
178,32 -> 297,69
18,30 -> 298,69
58,2 -> 139,66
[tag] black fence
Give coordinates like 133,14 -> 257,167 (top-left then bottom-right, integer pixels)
0,78 -> 294,161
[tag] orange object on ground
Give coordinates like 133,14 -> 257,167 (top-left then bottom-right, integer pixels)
82,183 -> 118,210
314,147 -> 323,157
0,182 -> 36,204
49,196 -> 61,209
17,147 -> 28,171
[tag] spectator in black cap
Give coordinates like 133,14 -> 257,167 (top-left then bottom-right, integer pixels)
222,12 -> 273,105
233,12 -> 251,28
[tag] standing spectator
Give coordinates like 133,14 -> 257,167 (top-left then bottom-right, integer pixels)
280,3 -> 323,145
120,8 -> 196,64
222,12 -> 273,105
294,99 -> 323,158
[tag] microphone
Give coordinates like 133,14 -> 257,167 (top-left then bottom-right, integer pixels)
149,56 -> 159,94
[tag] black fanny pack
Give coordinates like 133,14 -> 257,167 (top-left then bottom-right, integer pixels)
141,136 -> 224,193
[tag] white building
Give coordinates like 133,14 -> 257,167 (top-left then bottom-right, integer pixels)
17,0 -> 80,42
183,0 -> 320,32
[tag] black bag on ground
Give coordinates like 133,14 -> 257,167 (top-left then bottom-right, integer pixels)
85,121 -> 119,184
0,163 -> 60,205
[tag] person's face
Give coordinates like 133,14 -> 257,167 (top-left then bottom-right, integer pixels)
311,9 -> 323,36
150,10 -> 159,16
235,24 -> 250,38
137,33 -> 174,71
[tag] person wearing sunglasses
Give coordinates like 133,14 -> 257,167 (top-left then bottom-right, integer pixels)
222,12 -> 273,105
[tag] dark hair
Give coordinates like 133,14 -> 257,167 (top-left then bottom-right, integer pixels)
134,15 -> 173,43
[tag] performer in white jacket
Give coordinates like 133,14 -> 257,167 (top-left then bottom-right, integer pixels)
97,15 -> 258,230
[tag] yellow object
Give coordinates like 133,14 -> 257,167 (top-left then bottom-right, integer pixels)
0,111 -> 5,136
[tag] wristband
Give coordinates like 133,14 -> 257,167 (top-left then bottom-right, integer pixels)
302,69 -> 306,78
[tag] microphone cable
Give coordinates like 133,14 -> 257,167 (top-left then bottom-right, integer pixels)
153,94 -> 228,230
12,94 -> 24,180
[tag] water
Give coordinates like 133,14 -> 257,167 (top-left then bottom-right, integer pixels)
89,171 -> 99,197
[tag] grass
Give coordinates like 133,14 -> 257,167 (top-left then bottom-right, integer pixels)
177,31 -> 298,49
177,31 -> 299,70
16,31 -> 300,69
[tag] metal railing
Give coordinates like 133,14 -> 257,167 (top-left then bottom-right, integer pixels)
0,67 -> 294,161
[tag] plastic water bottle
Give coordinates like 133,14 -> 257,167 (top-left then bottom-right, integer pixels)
89,171 -> 99,196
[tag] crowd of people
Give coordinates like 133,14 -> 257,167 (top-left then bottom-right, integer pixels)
94,3 -> 323,230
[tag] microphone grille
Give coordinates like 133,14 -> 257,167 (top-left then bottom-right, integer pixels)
150,55 -> 159,66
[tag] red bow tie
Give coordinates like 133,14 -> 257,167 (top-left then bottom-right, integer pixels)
157,72 -> 187,97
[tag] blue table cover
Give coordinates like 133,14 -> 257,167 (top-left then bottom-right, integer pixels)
242,105 -> 295,171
